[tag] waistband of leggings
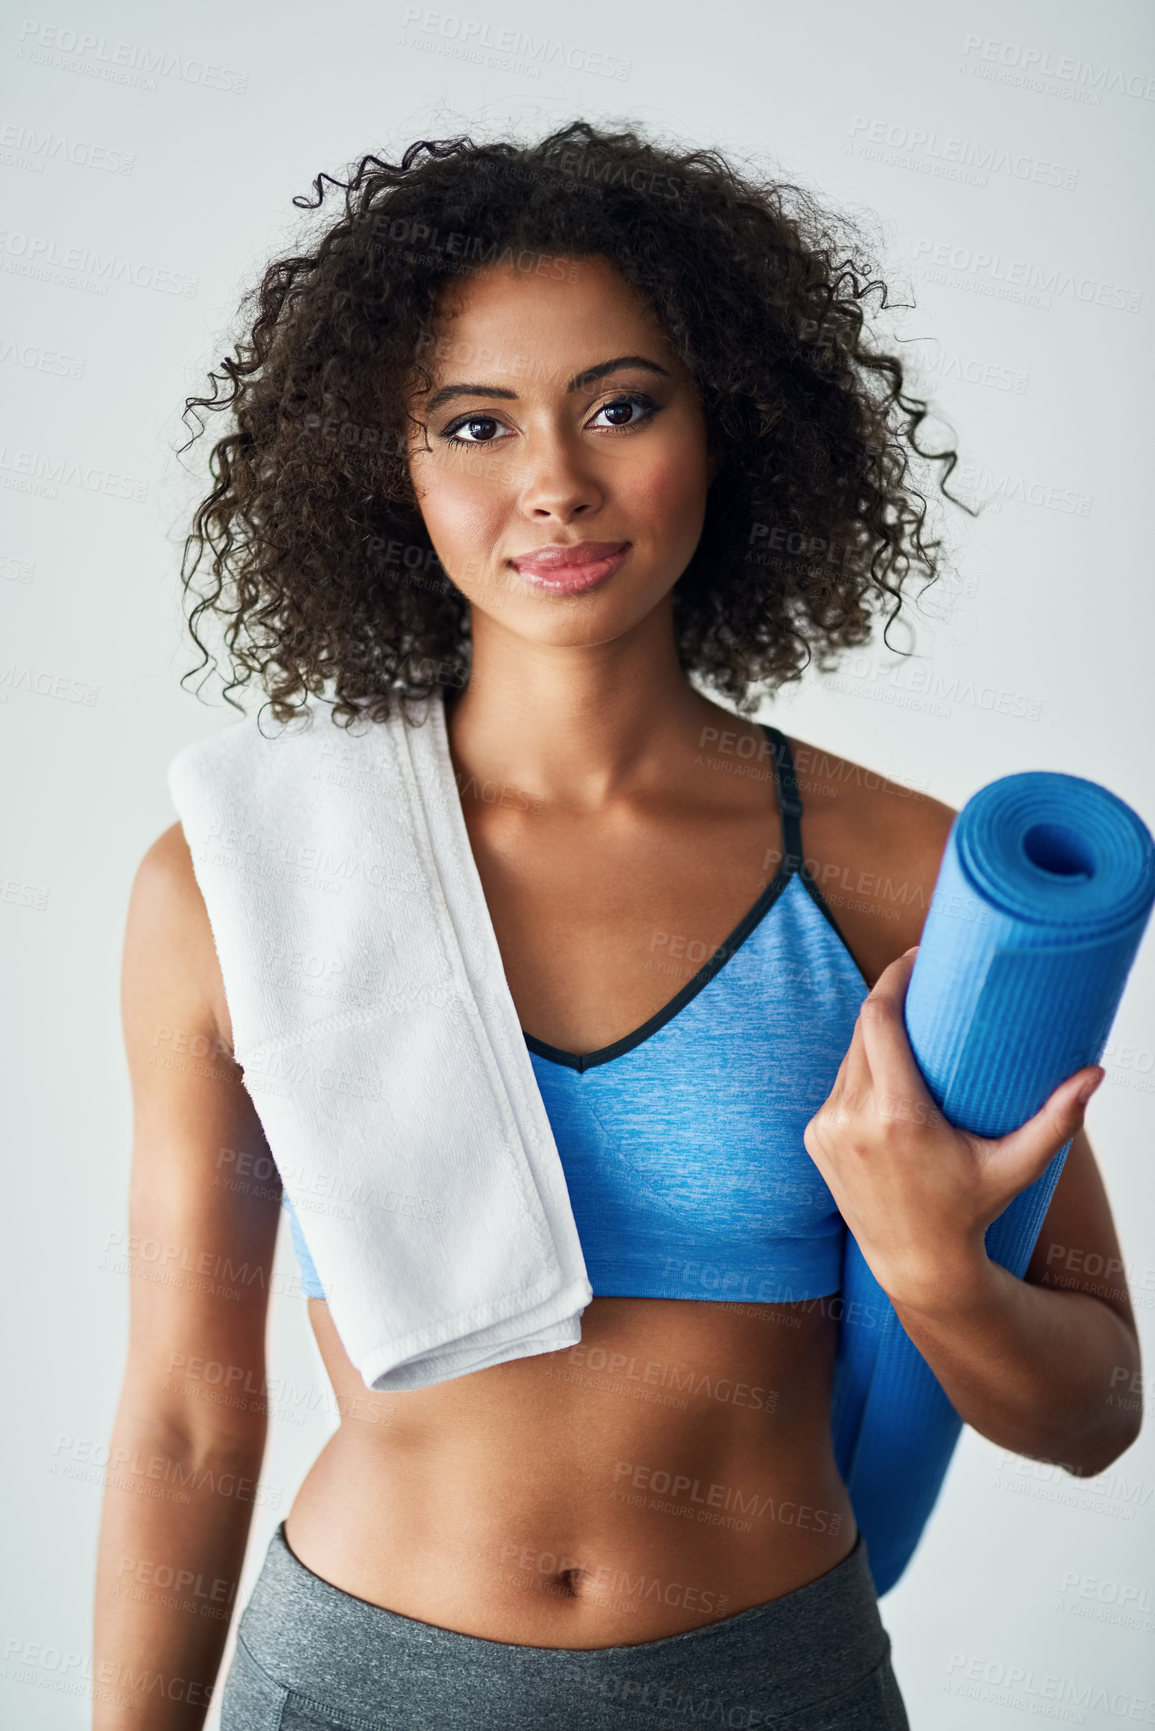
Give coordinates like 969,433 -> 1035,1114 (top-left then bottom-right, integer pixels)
237,1522 -> 889,1712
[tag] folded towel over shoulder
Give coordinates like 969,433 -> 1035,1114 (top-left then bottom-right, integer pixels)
168,695 -> 593,1391
168,692 -> 1153,1594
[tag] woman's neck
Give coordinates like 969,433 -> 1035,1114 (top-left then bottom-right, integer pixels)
444,597 -> 734,811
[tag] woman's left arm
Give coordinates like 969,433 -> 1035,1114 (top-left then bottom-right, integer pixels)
803,947 -> 1143,1478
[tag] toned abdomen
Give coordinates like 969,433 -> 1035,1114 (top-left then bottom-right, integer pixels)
283,1292 -> 857,1648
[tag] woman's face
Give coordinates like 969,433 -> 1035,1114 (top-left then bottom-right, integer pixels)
405,252 -> 717,648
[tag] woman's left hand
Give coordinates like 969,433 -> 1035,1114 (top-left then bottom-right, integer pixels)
801,947 -> 1104,1309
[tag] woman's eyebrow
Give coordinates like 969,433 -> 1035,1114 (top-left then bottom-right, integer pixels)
423,354 -> 670,415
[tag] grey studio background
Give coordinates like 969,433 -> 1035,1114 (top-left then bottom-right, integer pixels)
2,0 -> 1153,1723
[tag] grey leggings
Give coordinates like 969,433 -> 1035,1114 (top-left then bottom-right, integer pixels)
220,1522 -> 909,1729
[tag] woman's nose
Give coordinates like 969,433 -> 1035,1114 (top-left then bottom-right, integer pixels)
516,430 -> 604,520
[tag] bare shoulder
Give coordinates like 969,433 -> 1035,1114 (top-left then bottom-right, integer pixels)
785,730 -> 958,862
779,730 -> 958,984
123,819 -> 233,1059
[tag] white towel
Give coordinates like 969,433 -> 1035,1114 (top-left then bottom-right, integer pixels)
167,693 -> 592,1391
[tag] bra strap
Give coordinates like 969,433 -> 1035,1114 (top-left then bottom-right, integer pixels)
759,724 -> 804,869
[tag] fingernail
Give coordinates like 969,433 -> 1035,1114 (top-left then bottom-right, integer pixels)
1074,1068 -> 1104,1106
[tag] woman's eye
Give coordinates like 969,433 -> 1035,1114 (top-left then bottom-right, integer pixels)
439,392 -> 660,449
441,416 -> 511,448
589,392 -> 659,429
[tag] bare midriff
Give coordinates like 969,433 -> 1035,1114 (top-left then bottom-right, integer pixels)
283,1290 -> 857,1649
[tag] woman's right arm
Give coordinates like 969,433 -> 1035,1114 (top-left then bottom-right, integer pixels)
92,823 -> 284,1730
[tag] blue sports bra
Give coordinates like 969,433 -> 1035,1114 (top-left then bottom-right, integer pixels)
282,724 -> 870,1305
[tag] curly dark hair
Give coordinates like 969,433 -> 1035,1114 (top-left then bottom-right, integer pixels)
178,119 -> 969,729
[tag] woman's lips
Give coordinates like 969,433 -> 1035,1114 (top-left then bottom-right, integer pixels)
510,541 -> 631,594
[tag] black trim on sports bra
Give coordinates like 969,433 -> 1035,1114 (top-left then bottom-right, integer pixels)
523,721 -> 862,1074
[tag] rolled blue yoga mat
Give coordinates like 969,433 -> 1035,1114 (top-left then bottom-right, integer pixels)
829,769 -> 1155,1596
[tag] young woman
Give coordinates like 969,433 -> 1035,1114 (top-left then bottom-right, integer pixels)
93,122 -> 1140,1729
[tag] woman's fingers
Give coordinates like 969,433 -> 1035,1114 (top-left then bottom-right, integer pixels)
843,947 -> 931,1124
974,1065 -> 1104,1207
